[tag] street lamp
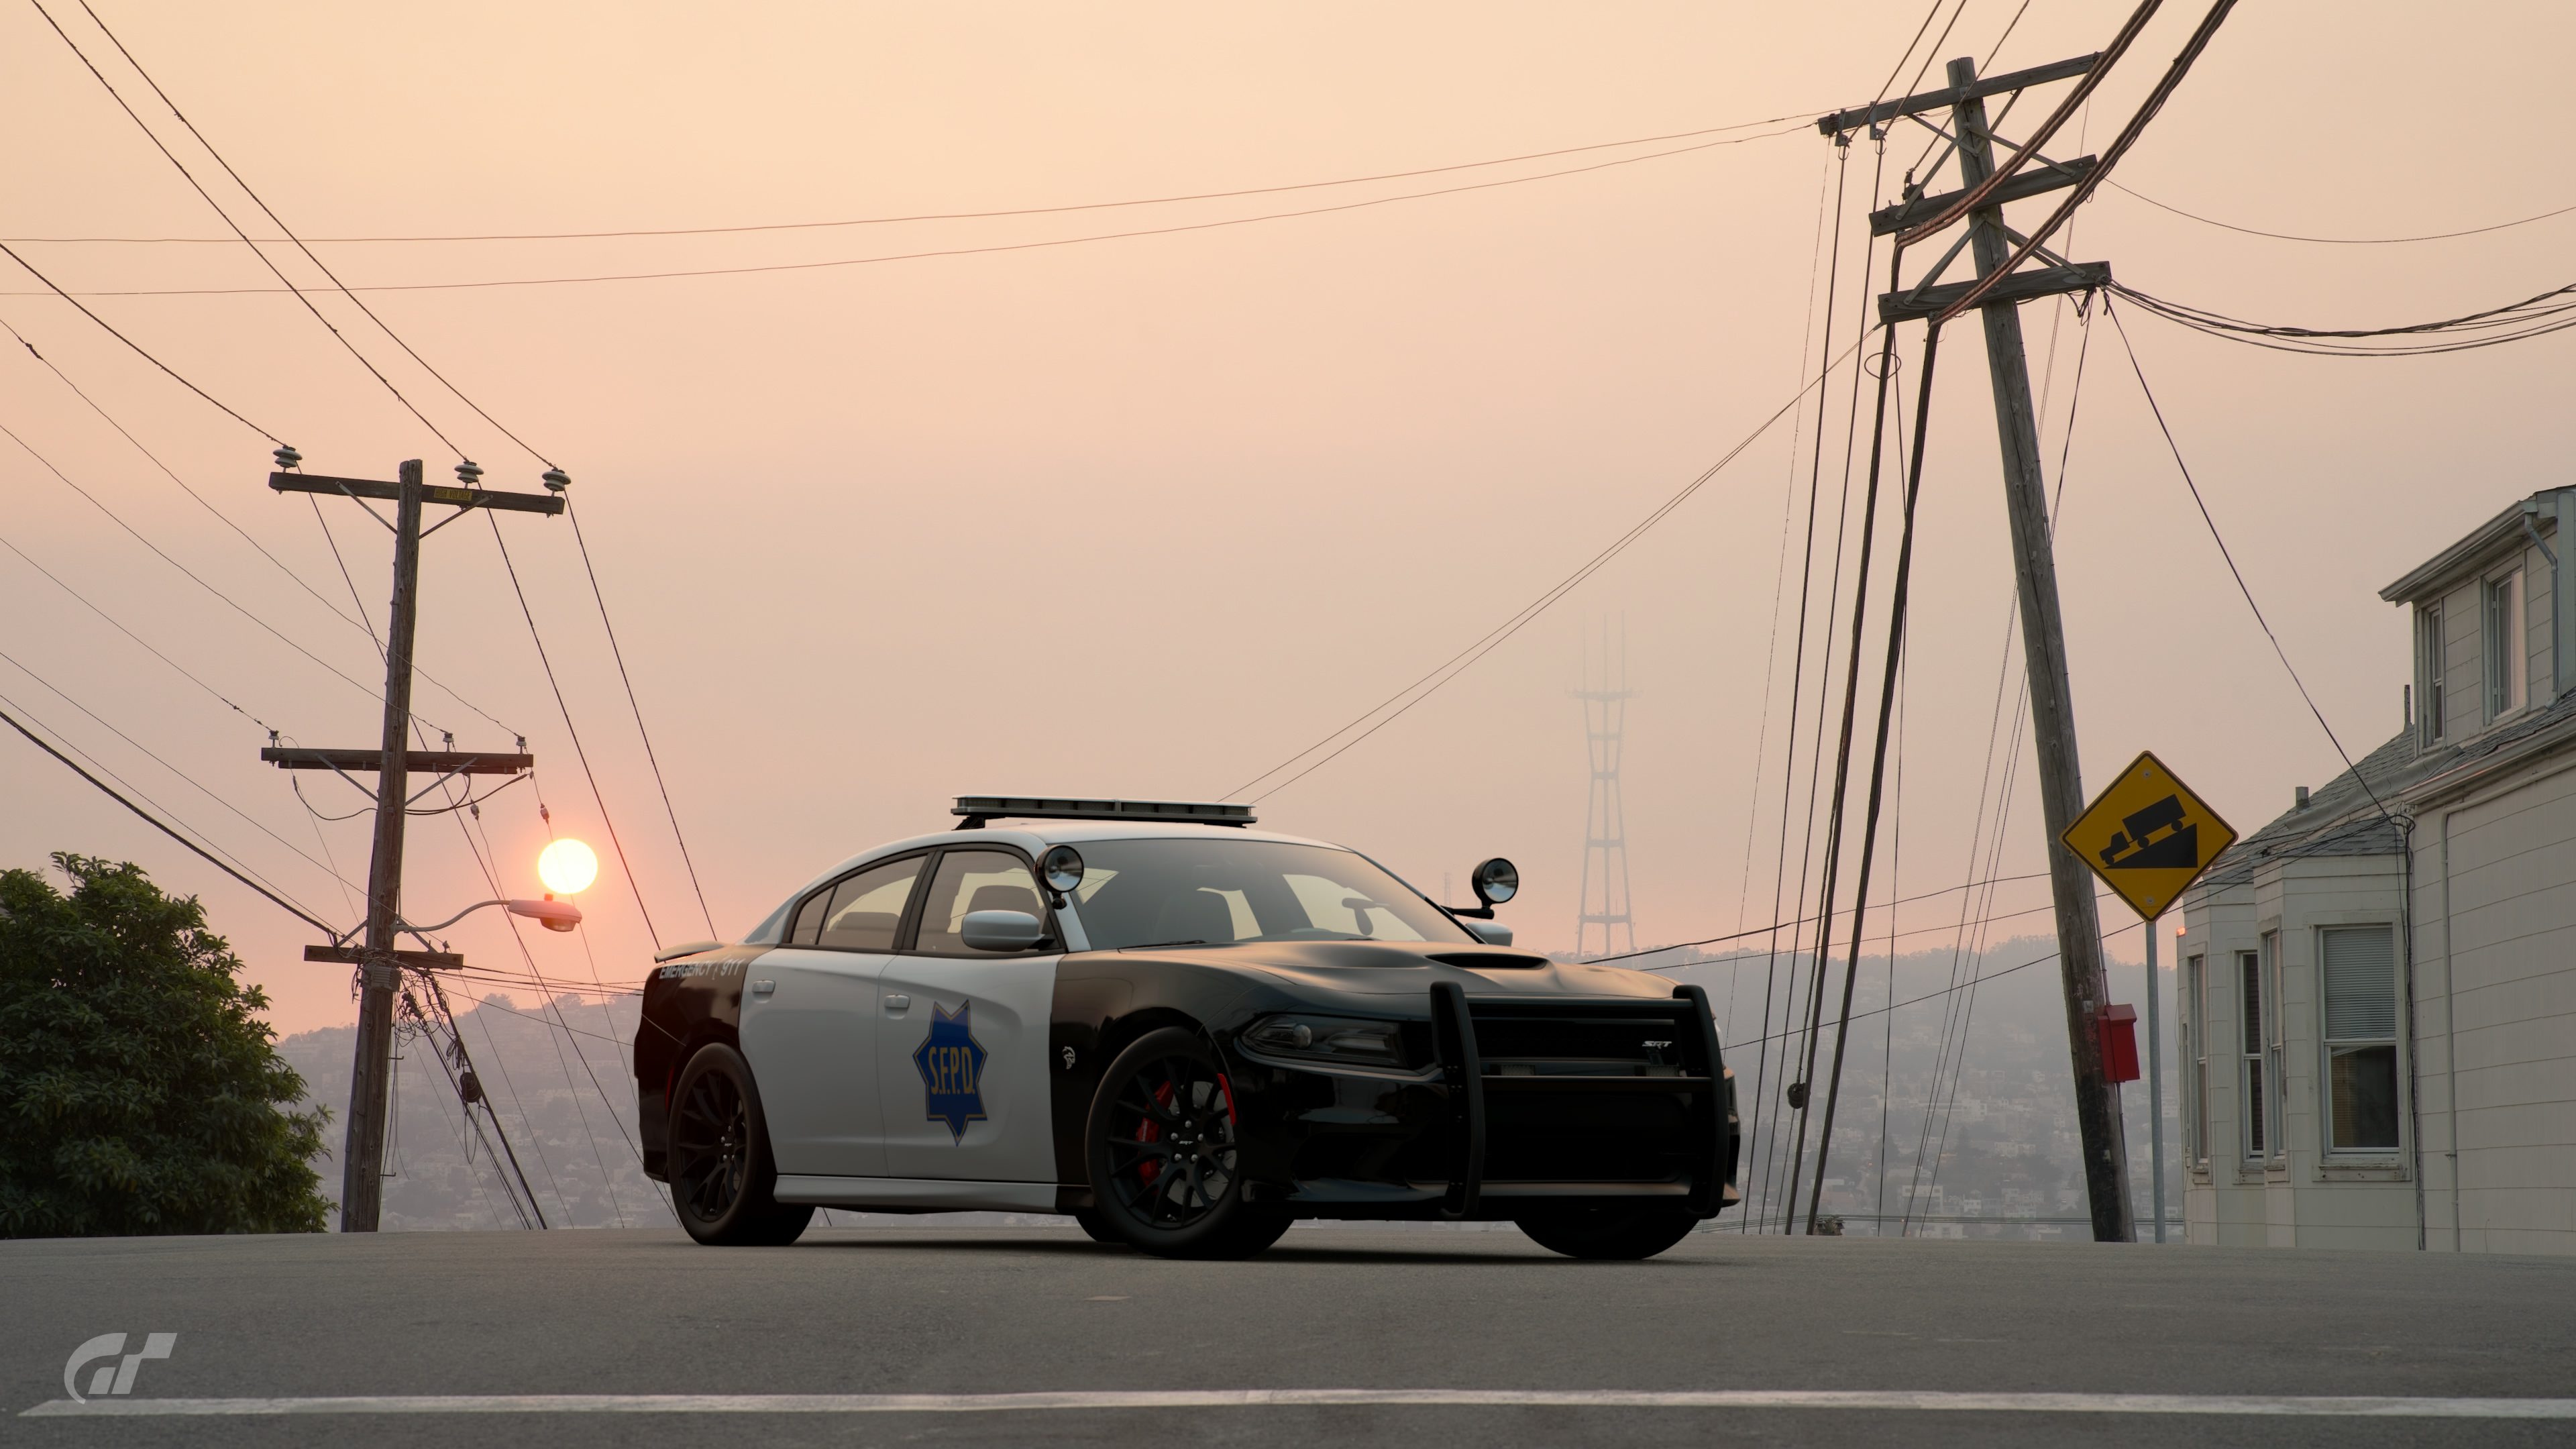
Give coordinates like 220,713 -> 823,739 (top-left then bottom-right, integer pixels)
405,839 -> 596,935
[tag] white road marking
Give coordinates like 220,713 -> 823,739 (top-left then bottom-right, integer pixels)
22,1391 -> 2576,1419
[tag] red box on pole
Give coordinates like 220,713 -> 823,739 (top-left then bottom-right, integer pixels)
2097,1004 -> 2141,1083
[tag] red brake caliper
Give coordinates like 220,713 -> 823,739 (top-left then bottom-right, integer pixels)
1136,1081 -> 1175,1187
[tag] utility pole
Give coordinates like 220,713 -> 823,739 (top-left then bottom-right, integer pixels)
1940,56 -> 2135,1245
1820,53 -> 2136,1242
263,453 -> 560,1231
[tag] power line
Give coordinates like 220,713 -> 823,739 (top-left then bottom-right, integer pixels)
2108,180 -> 2576,246
1725,145 -> 1841,1060
1931,0 -> 2243,325
0,313 -> 523,737
483,517 -> 665,952
10,125 -> 1813,300
60,1 -> 704,965
563,495 -> 717,938
74,0 -> 559,466
0,411 -> 413,719
0,702 -> 339,936
1636,878 -> 2066,971
0,241 -> 278,439
2109,276 -> 2576,356
1597,869 -> 2053,966
28,0 -> 466,456
7,112 -> 1817,245
437,794 -> 642,1228
1223,336 -> 1861,805
0,646 -> 362,894
1721,917 -> 2146,1055
2102,298 -> 2386,816
0,526 -> 280,735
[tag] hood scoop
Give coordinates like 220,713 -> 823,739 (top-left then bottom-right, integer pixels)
1428,951 -> 1549,970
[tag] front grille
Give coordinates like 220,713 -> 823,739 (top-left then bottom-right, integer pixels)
1469,1001 -> 1703,1074
1463,998 -> 1711,1183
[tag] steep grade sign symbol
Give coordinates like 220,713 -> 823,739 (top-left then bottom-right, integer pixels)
2061,751 -> 2236,921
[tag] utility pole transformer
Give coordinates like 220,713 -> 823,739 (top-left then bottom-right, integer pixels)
264,456 -> 561,1231
1819,54 -> 2137,1241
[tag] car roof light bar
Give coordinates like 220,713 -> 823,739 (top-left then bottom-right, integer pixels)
951,796 -> 1256,830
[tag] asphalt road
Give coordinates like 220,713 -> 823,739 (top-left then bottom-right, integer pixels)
7,1222 -> 2574,1448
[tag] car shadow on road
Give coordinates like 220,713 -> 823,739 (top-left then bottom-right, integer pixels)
798,1234 -> 1114,1257
786,1233 -> 1726,1267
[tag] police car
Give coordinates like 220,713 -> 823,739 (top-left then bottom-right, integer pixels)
636,797 -> 1739,1260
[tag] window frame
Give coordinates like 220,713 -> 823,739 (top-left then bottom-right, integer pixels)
2416,603 -> 2446,745
2263,931 -> 2286,1165
2237,947 -> 2271,1165
788,851 -> 932,953
897,845 -> 1061,959
2318,923 -> 2404,1160
2184,952 -> 2208,1169
2485,568 -> 2526,721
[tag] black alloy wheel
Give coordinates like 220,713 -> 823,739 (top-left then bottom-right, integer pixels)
669,1042 -> 812,1246
1515,1205 -> 1699,1260
1085,1027 -> 1290,1260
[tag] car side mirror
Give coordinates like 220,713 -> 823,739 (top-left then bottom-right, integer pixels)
960,910 -> 1049,953
1465,919 -> 1515,947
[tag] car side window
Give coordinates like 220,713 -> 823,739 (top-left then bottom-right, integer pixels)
790,889 -> 830,946
910,849 -> 1048,955
808,857 -> 923,951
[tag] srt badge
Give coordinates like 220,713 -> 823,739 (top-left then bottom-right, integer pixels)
912,1001 -> 989,1143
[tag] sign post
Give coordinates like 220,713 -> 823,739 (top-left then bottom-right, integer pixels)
2062,751 -> 2237,1243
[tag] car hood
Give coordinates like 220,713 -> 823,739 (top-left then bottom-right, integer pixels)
1110,938 -> 1677,1003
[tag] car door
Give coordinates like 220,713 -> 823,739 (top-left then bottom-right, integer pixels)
874,847 -> 1062,1182
739,854 -> 924,1179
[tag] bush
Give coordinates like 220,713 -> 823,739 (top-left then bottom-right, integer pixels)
0,854 -> 329,1236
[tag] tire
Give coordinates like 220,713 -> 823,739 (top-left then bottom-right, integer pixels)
1070,1207 -> 1126,1246
1515,1206 -> 1699,1260
1085,1026 -> 1291,1260
667,1042 -> 814,1246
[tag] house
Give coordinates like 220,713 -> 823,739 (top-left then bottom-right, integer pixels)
2175,487 -> 2576,1254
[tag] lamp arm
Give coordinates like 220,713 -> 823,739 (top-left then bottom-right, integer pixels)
402,899 -> 508,934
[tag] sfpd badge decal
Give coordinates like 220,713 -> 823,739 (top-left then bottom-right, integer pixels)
912,1001 -> 989,1143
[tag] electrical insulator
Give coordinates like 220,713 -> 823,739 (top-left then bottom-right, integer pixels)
455,460 -> 483,487
541,468 -> 570,492
273,444 -> 301,470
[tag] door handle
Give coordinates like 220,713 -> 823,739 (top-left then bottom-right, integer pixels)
884,994 -> 910,1014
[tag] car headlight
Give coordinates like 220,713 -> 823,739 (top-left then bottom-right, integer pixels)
1242,1015 -> 1411,1068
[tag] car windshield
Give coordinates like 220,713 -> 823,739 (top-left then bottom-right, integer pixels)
1066,837 -> 1474,950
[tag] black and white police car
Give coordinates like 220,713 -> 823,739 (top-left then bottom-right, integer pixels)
637,797 -> 1739,1260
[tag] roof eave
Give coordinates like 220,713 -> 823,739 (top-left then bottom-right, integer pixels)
2379,501 -> 2528,603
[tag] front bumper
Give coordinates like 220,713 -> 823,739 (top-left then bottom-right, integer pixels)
1230,983 -> 1741,1221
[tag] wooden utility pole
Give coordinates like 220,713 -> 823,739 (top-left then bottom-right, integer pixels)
1942,56 -> 2135,1242
343,458 -> 423,1231
1819,53 -> 2135,1242
264,455 -> 559,1231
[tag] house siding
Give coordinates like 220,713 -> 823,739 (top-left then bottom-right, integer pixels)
2434,753 -> 2576,1256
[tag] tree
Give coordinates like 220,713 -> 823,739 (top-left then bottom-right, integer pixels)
0,854 -> 329,1236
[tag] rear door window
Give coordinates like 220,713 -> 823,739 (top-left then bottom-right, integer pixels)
813,857 -> 924,951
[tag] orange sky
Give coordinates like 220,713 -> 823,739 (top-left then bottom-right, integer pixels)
4,1 -> 2569,1034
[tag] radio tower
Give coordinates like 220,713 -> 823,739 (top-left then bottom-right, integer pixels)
1573,621 -> 1635,957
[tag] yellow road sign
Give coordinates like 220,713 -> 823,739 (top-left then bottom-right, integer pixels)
2061,751 -> 2237,922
